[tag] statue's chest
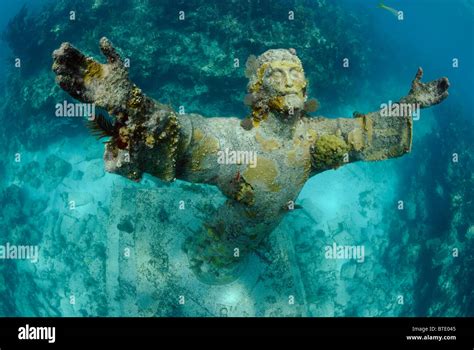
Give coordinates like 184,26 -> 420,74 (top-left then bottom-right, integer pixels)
241,130 -> 314,197
280,135 -> 314,188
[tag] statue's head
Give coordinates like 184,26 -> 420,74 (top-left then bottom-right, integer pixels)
245,48 -> 308,124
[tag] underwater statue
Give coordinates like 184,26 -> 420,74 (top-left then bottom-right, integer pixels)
52,38 -> 449,284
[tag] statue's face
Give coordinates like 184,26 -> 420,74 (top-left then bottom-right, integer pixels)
262,60 -> 307,112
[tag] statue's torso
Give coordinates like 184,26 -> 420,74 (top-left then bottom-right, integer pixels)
181,114 -> 317,216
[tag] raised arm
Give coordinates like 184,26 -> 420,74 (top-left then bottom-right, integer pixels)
52,37 -> 193,182
308,68 -> 449,174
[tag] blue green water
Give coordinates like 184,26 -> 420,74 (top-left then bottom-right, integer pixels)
0,0 -> 472,316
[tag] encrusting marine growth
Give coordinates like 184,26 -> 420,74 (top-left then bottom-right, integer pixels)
52,37 -> 449,284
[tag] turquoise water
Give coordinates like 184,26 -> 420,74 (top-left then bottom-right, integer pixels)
0,0 -> 472,316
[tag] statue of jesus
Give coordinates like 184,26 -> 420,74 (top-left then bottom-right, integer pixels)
52,37 -> 449,284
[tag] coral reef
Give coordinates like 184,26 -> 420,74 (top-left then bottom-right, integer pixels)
383,102 -> 474,316
0,0 -> 470,317
1,0 -> 375,154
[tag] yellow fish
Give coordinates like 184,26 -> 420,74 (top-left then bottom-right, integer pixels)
378,2 -> 399,17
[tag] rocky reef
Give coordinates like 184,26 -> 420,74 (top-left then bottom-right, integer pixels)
0,0 -> 471,317
0,0 -> 374,154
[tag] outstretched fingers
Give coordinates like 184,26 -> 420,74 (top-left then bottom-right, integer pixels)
99,37 -> 123,65
407,67 -> 450,107
52,42 -> 90,100
52,42 -> 87,70
52,38 -> 133,111
411,67 -> 423,90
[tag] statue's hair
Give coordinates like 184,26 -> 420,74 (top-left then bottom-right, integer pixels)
245,49 -> 302,93
257,48 -> 301,66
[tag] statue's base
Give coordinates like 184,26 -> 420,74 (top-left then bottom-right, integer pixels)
182,225 -> 251,285
188,253 -> 249,286
105,184 -> 308,316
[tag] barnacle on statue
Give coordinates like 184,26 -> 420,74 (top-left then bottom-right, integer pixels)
145,134 -> 155,148
229,173 -> 255,206
127,86 -> 144,109
311,134 -> 350,170
235,181 -> 255,206
144,111 -> 181,182
83,59 -> 103,84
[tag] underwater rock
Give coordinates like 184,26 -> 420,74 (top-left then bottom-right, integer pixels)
1,0 -> 377,153
309,300 -> 335,317
44,155 -> 72,179
24,197 -> 48,218
117,217 -> 134,233
0,185 -> 25,224
157,208 -> 169,223
16,161 -> 42,188
0,0 -> 468,317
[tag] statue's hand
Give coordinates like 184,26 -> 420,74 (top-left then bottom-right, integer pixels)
405,67 -> 450,108
52,37 -> 132,112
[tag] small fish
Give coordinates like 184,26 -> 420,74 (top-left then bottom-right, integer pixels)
240,117 -> 254,131
378,2 -> 399,17
86,113 -> 115,139
304,98 -> 320,113
243,93 -> 255,106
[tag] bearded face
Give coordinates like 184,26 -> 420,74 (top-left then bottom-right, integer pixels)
261,60 -> 307,114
